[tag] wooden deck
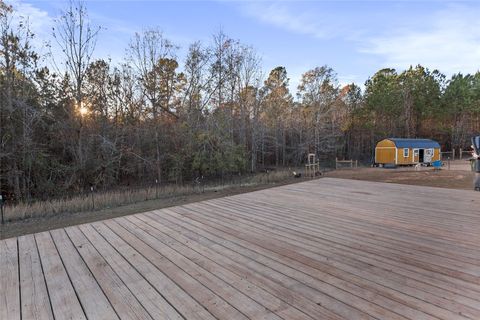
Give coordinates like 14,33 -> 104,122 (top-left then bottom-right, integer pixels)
1,178 -> 480,320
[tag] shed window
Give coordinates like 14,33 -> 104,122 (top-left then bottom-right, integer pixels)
403,148 -> 409,158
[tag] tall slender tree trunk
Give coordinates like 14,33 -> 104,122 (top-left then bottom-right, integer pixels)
282,125 -> 286,166
404,88 -> 413,138
154,108 -> 162,184
275,124 -> 279,167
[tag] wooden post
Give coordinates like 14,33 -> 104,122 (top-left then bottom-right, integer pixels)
460,148 -> 462,160
355,160 -> 358,168
452,149 -> 455,160
335,157 -> 338,170
447,157 -> 451,170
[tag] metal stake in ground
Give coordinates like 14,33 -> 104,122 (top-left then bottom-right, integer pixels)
0,194 -> 4,224
90,186 -> 95,210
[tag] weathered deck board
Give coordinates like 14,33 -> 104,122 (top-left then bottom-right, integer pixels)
34,231 -> 86,320
130,213 -> 345,320
1,178 -> 480,320
18,234 -> 54,320
112,217 -> 252,320
124,215 -> 315,320
49,228 -> 119,320
177,202 -> 474,319
0,238 -> 20,320
146,208 -> 443,320
93,220 -> 215,320
78,223 -> 183,320
65,226 -> 153,320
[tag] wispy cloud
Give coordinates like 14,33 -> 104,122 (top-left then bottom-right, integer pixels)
7,0 -> 201,69
7,0 -> 55,54
240,2 -> 335,39
240,1 -> 480,79
7,1 -> 135,65
360,4 -> 480,75
239,1 -> 365,89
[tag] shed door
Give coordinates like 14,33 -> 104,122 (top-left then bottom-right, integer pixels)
424,148 -> 434,163
413,149 -> 419,163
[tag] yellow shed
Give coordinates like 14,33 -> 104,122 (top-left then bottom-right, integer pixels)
375,138 -> 441,166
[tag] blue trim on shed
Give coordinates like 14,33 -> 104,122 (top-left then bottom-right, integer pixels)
388,138 -> 440,149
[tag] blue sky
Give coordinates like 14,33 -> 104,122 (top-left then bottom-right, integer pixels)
11,0 -> 480,91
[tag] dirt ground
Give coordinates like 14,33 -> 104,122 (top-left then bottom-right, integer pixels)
326,160 -> 476,191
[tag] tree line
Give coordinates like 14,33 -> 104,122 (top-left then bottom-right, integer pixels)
1,1 -> 479,202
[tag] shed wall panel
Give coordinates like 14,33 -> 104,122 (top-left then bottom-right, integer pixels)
375,148 -> 396,164
396,148 -> 412,165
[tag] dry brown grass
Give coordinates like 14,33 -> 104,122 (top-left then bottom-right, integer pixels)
4,169 -> 294,222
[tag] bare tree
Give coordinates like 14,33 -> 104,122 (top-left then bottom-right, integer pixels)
262,66 -> 293,166
237,47 -> 262,170
297,66 -> 340,159
53,0 -> 100,110
182,41 -> 214,117
52,0 -> 100,188
127,28 -> 179,118
127,28 -> 181,183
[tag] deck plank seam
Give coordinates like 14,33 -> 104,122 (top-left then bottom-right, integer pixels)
75,225 -> 155,320
191,201 -> 480,304
128,214 -> 319,320
213,199 -> 480,278
278,185 -> 479,222
115,217 -> 260,320
17,238 -> 22,320
169,205 -> 474,319
201,199 -> 480,296
245,191 -> 480,239
63,228 -> 122,320
49,230 -> 89,319
103,219 -> 222,320
33,233 -> 56,320
91,221 -> 188,320
275,184 -> 478,221
153,209 -> 385,320
222,197 -> 480,262
140,211 -> 348,320
197,201 -> 480,316
140,211 -> 379,320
